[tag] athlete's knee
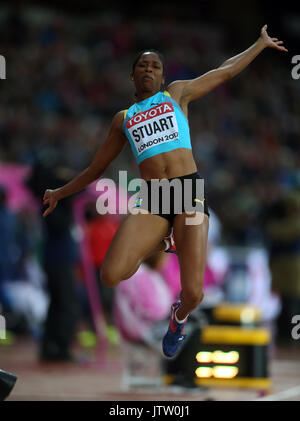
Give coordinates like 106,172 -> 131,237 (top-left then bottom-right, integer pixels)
184,286 -> 204,310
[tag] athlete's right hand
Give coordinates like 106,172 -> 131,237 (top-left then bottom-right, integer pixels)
43,189 -> 59,218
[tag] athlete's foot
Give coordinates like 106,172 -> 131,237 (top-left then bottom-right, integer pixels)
164,228 -> 177,254
162,301 -> 187,358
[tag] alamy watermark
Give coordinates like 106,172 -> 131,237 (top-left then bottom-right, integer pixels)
0,55 -> 6,79
94,171 -> 206,225
291,315 -> 300,340
291,56 -> 300,80
0,314 -> 6,339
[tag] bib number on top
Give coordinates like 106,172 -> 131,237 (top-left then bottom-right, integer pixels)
126,102 -> 179,156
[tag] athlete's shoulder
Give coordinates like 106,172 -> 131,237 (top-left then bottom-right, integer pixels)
166,81 -> 187,104
162,90 -> 171,98
110,110 -> 128,133
113,110 -> 127,122
122,101 -> 137,119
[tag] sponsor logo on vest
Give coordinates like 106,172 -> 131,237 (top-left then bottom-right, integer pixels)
126,102 -> 174,128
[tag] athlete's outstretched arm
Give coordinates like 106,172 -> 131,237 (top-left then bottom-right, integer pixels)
42,111 -> 127,217
168,25 -> 288,106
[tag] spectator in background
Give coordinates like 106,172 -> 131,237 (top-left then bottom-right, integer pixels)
27,157 -> 80,361
0,7 -> 299,358
0,186 -> 19,313
263,188 -> 300,346
114,252 -> 173,343
0,7 -> 297,250
84,204 -> 120,337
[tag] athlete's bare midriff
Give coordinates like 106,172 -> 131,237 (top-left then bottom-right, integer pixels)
138,148 -> 197,180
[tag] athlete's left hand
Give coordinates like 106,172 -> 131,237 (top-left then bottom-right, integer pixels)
259,24 -> 288,52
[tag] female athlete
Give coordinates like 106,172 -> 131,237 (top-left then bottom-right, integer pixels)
43,25 -> 287,358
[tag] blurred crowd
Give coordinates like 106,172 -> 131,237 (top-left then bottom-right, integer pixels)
0,5 -> 299,358
0,6 -> 299,242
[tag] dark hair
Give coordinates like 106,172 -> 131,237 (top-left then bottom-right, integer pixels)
132,49 -> 166,77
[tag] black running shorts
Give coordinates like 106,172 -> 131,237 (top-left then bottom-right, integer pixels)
133,172 -> 210,224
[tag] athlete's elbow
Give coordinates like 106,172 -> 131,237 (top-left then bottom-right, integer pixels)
221,67 -> 233,81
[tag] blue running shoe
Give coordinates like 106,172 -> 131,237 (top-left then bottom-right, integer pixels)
162,301 -> 187,358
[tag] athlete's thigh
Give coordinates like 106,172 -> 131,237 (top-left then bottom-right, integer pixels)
103,212 -> 170,269
173,212 -> 210,287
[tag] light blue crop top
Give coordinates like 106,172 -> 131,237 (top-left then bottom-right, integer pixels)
123,91 -> 192,165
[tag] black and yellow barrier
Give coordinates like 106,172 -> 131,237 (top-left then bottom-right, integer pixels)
212,303 -> 261,325
193,325 -> 271,389
164,323 -> 271,391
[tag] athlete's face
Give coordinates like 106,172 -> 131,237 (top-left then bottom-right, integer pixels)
131,52 -> 165,93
